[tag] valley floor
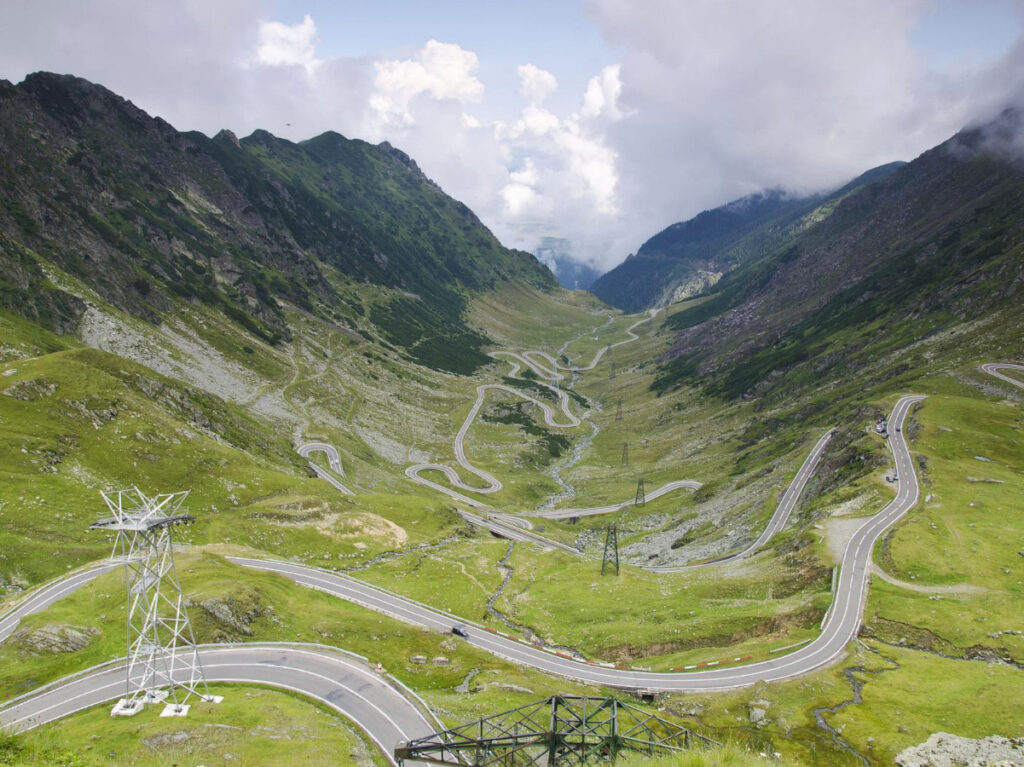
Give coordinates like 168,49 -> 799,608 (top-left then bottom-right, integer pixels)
1,286 -> 1022,766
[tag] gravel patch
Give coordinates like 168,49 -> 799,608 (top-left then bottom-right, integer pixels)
80,305 -> 296,425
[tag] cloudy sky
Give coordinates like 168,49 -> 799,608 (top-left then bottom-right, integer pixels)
2,1 -> 1023,272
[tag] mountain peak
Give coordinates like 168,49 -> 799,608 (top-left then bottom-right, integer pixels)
377,140 -> 429,180
214,128 -> 241,148
950,105 -> 1024,160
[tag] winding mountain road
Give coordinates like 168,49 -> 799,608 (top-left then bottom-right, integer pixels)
980,362 -> 1024,391
405,309 -> 703,520
0,643 -> 436,765
0,393 -> 926,767
452,424 -> 833,573
232,396 -> 922,691
298,442 -> 355,496
1,312 -> 962,757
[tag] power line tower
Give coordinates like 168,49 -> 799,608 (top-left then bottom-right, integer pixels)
609,362 -> 616,380
620,442 -> 629,468
635,477 -> 646,507
615,399 -> 623,422
395,695 -> 718,765
602,525 -> 619,576
91,488 -> 221,718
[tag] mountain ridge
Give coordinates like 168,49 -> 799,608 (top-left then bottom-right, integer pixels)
591,163 -> 905,312
0,71 -> 555,373
654,107 -> 1024,400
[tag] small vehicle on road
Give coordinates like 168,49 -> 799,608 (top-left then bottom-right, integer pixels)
452,625 -> 469,638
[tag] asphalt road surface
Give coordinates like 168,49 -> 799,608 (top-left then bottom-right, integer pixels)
0,563 -> 117,643
0,643 -> 436,764
980,362 -> 1024,391
298,442 -> 355,496
648,428 -> 835,572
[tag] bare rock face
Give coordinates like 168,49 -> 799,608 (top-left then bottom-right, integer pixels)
896,733 -> 1024,767
195,590 -> 271,638
2,379 -> 56,400
12,623 -> 99,654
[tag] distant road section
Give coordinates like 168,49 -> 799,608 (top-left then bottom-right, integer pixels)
405,309 -> 701,514
981,362 -> 1024,391
298,442 -> 355,496
525,479 -> 702,520
649,428 -> 835,572
461,427 -> 832,570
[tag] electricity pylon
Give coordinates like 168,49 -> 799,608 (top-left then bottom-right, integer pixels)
635,477 -> 646,507
602,525 -> 619,576
91,488 -> 221,717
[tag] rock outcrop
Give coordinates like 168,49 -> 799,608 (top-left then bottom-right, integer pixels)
11,623 -> 99,654
896,732 -> 1024,767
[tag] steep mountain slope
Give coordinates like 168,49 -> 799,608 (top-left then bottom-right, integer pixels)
592,164 -> 903,312
0,72 -> 554,373
654,108 -> 1024,401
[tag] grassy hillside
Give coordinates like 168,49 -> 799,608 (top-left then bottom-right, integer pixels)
3,282 -> 1023,764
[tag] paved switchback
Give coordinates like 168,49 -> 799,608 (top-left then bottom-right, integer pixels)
980,362 -> 1024,391
298,442 -> 355,496
0,644 -> 435,764
405,309 -> 702,520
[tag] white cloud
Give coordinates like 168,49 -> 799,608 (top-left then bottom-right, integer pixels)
517,63 -> 558,104
581,65 -> 623,120
502,181 -> 540,216
520,104 -> 561,135
582,0 -> 1024,263
371,40 -> 484,125
256,14 -> 320,72
510,159 -> 539,186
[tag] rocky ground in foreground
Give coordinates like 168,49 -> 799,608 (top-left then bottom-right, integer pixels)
896,732 -> 1024,767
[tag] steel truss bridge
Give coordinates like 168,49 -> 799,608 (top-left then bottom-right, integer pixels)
394,695 -> 716,766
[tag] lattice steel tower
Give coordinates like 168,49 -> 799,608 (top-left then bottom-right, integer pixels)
601,525 -> 619,576
91,488 -> 220,717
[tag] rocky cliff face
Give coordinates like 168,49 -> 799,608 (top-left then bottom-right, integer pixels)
0,72 -> 554,372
